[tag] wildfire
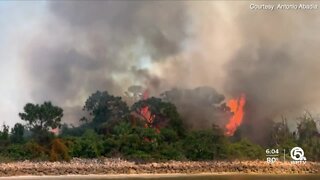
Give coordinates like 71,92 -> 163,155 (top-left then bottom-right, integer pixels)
140,89 -> 156,129
225,94 -> 246,136
140,106 -> 155,127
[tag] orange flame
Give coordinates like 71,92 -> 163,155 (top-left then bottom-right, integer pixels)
139,89 -> 160,135
140,89 -> 155,126
225,94 -> 246,136
140,106 -> 155,126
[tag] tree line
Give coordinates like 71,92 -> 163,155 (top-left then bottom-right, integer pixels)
0,90 -> 319,162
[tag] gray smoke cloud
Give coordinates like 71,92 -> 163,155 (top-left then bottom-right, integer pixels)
224,5 -> 320,142
23,1 -> 188,124
161,86 -> 229,130
22,1 -> 320,140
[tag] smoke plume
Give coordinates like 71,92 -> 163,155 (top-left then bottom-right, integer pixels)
224,5 -> 320,142
23,1 -> 188,124
161,86 -> 228,130
22,1 -> 320,142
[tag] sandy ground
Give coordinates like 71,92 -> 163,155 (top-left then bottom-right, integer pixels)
2,174 -> 140,180
0,174 -> 222,180
1,173 -> 320,180
0,159 -> 319,178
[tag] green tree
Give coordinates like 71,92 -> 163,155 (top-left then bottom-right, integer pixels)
270,118 -> 297,154
131,97 -> 185,137
0,124 -> 10,151
0,124 -> 9,141
297,112 -> 318,142
83,91 -> 129,133
19,101 -> 63,144
296,112 -> 320,161
10,123 -> 25,143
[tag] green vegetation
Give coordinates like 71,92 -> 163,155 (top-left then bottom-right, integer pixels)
183,126 -> 228,160
297,112 -> 320,161
18,102 -> 63,144
0,91 -> 319,162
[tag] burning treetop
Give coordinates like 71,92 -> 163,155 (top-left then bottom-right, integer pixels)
225,94 -> 246,136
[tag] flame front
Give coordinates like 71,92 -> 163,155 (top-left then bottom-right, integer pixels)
225,94 -> 246,136
140,106 -> 155,126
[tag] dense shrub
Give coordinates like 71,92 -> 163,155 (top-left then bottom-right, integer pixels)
103,123 -> 160,159
300,136 -> 320,161
157,142 -> 185,160
68,130 -> 103,158
24,141 -> 49,160
228,139 -> 264,160
183,129 -> 228,160
1,144 -> 32,160
50,138 -> 70,161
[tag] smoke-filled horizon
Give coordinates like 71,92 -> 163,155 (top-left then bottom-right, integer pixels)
1,1 -> 320,138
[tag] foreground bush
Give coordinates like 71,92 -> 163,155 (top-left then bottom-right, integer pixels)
67,130 -> 103,158
183,129 -> 228,160
50,138 -> 70,161
228,139 -> 264,160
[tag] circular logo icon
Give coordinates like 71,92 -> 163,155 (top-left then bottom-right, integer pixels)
290,147 -> 305,161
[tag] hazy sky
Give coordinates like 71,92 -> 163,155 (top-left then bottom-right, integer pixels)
0,1 -> 47,127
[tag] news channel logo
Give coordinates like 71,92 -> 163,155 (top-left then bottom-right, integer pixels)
290,147 -> 306,164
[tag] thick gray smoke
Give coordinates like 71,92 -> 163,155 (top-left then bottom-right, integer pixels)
23,1 -> 320,140
161,86 -> 229,130
224,6 -> 320,142
24,1 -> 188,124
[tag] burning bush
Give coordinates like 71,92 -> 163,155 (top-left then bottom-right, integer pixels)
131,97 -> 185,137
